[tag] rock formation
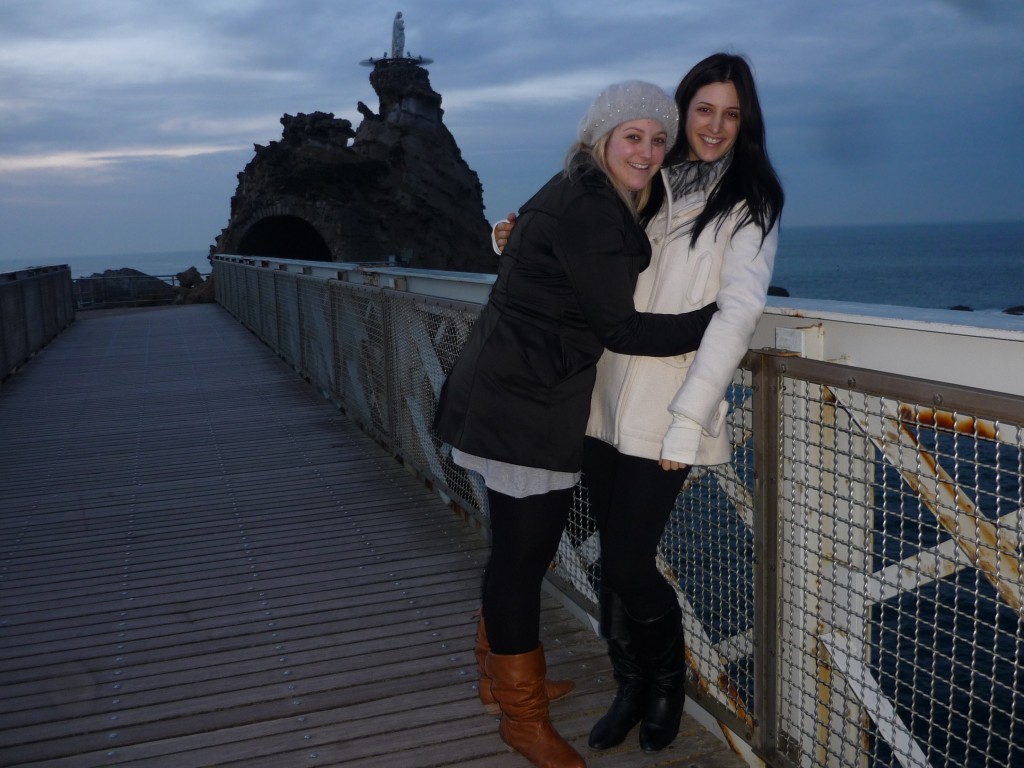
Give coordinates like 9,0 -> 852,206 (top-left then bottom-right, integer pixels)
175,267 -> 215,304
78,268 -> 177,307
212,57 -> 496,273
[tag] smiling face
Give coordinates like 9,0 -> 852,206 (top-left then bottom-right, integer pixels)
603,119 -> 669,191
684,81 -> 740,162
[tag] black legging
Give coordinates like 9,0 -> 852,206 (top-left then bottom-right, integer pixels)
583,436 -> 690,621
482,486 -> 574,655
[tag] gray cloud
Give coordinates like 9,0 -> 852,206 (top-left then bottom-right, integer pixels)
0,0 -> 1022,262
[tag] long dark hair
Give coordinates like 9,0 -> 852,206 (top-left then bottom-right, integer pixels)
644,53 -> 784,246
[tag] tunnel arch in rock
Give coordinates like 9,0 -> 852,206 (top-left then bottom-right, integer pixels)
235,214 -> 332,261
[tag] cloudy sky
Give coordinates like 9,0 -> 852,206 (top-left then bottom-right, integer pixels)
1,0 -> 1022,264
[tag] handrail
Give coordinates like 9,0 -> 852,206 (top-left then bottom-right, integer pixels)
0,266 -> 75,382
72,271 -> 211,310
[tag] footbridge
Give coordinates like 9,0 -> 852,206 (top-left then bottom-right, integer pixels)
2,259 -> 1023,768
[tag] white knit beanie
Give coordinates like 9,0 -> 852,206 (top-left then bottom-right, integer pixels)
577,80 -> 679,152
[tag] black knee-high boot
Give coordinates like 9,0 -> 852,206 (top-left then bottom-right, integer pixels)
629,604 -> 686,752
588,588 -> 647,749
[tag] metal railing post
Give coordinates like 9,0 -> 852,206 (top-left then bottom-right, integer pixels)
752,349 -> 785,763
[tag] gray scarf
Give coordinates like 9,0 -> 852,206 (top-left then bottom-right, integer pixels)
666,151 -> 732,202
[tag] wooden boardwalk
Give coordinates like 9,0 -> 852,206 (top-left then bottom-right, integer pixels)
0,304 -> 747,768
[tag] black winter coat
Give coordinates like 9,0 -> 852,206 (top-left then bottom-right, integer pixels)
433,162 -> 717,473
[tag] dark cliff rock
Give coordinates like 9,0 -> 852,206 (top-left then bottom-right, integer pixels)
175,267 -> 215,304
213,59 -> 496,273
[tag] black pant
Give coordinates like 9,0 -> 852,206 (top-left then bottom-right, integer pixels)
583,436 -> 690,621
482,486 -> 574,655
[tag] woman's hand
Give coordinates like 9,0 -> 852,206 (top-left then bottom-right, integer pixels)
659,458 -> 690,471
493,212 -> 517,252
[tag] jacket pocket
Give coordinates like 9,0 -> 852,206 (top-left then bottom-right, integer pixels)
618,358 -> 691,442
686,250 -> 714,305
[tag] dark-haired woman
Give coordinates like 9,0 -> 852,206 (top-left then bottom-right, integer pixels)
584,52 -> 785,754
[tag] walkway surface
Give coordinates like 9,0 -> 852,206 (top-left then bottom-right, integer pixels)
0,304 -> 747,768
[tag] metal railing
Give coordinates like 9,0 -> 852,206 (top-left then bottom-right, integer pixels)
73,272 -> 208,309
1,266 -> 75,382
212,254 -> 1024,768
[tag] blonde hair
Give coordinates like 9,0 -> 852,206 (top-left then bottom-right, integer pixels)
563,132 -> 655,218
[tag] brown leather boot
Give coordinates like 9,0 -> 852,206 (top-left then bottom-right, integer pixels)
484,646 -> 586,768
475,614 -> 575,714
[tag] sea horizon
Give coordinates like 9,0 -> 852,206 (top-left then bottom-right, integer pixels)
773,218 -> 1023,313
2,218 -> 1021,313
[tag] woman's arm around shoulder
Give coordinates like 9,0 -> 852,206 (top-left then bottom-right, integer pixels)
555,192 -> 718,358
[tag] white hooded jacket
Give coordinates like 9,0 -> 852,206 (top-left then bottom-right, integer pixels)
585,165 -> 778,465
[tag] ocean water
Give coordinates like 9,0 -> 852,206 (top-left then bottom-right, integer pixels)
2,220 -> 1021,311
774,219 -> 1023,312
0,249 -> 210,280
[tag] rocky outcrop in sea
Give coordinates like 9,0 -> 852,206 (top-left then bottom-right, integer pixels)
212,57 -> 496,274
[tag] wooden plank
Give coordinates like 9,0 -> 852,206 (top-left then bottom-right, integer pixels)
0,305 -> 747,768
